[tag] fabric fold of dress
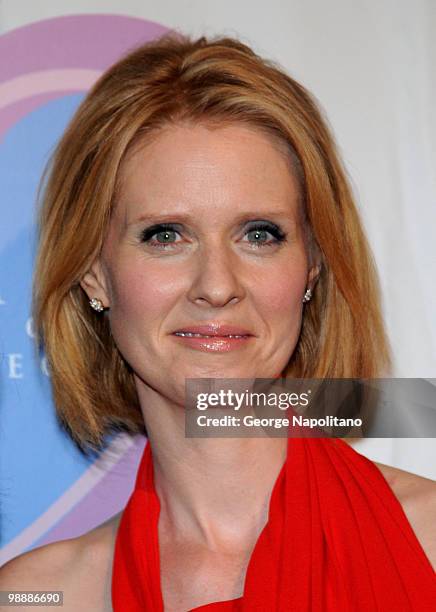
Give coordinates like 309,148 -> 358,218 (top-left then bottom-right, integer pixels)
112,437 -> 436,611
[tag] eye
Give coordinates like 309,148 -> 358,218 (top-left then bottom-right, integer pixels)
138,220 -> 287,251
243,222 -> 287,248
139,223 -> 182,249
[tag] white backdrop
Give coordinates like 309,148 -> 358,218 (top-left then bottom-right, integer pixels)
1,0 -> 435,478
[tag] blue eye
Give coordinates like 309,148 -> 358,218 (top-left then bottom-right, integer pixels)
152,230 -> 177,244
244,223 -> 286,247
139,220 -> 287,250
140,224 -> 181,248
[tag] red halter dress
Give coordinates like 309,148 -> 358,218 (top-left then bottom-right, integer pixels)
112,437 -> 436,611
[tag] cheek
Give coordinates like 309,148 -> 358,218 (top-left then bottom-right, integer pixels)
253,258 -> 307,321
110,262 -> 180,323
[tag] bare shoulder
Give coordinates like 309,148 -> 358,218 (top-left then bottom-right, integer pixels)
373,460 -> 436,571
0,512 -> 123,611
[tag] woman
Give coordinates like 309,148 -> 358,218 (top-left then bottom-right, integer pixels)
1,32 -> 435,611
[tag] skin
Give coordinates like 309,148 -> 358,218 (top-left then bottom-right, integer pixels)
1,123 -> 435,611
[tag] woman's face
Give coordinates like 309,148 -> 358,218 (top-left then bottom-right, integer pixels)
82,122 -> 318,405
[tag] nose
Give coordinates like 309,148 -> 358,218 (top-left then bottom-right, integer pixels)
187,243 -> 246,308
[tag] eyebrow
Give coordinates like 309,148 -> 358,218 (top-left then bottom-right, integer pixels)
129,210 -> 297,226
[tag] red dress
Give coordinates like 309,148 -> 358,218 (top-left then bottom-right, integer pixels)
112,437 -> 436,610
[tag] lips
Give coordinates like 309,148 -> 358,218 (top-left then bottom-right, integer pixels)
172,324 -> 253,338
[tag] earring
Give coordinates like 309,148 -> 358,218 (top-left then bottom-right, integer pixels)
89,297 -> 105,312
302,288 -> 312,303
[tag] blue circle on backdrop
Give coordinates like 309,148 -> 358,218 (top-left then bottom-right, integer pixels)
0,94 -> 95,546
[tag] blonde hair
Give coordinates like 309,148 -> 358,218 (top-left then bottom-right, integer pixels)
32,32 -> 391,452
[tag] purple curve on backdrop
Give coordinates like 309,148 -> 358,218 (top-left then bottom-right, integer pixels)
34,436 -> 147,548
0,14 -> 169,79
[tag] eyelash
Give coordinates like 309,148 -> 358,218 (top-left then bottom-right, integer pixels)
139,222 -> 287,250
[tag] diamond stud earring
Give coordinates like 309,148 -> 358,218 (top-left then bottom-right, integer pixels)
302,288 -> 312,303
89,297 -> 105,312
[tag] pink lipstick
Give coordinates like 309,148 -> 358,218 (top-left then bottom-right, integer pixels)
171,323 -> 254,352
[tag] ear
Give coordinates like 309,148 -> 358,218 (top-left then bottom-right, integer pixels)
307,261 -> 321,290
79,258 -> 110,308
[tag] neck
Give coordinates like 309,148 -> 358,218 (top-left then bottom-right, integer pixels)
138,384 -> 288,550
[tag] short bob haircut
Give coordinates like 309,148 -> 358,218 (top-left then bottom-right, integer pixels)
32,32 -> 391,453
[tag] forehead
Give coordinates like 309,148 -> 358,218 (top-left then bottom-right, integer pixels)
114,122 -> 300,224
